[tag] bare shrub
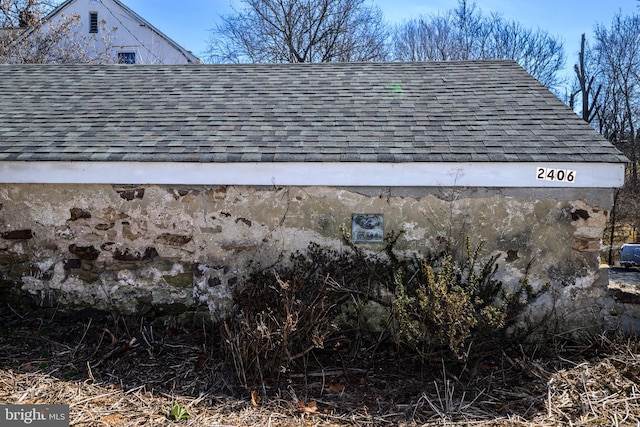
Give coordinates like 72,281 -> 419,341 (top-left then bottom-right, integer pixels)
222,238 -> 544,387
222,242 -> 393,387
394,239 -> 542,361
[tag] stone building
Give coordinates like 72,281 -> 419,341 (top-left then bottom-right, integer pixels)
0,61 -> 630,333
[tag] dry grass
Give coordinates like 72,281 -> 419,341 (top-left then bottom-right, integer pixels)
1,305 -> 639,426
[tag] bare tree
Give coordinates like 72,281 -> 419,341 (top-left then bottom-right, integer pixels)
591,11 -> 640,262
0,0 -> 57,27
392,0 -> 565,91
453,0 -> 485,60
591,12 -> 640,184
393,14 -> 458,61
205,0 -> 389,63
1,0 -> 116,64
570,34 -> 601,123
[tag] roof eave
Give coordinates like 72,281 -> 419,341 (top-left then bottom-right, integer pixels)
0,160 -> 626,188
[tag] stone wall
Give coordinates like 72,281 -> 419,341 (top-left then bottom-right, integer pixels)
0,183 -> 625,334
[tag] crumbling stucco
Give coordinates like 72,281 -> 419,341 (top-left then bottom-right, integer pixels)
0,183 -> 624,333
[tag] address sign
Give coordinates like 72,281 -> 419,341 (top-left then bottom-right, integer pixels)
536,167 -> 576,183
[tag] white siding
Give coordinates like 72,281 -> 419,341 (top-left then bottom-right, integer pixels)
45,0 -> 199,64
0,161 -> 625,188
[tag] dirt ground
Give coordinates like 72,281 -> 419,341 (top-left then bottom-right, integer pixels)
1,304 -> 639,426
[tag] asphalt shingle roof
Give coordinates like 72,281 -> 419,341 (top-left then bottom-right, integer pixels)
0,61 -> 628,163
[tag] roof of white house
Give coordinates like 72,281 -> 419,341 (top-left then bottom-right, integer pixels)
0,61 -> 627,187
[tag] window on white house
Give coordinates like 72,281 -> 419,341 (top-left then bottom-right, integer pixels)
118,52 -> 136,64
89,12 -> 98,33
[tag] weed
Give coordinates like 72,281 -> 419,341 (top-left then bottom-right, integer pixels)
169,403 -> 189,421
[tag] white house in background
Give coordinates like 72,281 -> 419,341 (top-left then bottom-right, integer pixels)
43,0 -> 200,64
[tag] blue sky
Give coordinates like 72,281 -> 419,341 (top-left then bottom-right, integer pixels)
126,0 -> 638,73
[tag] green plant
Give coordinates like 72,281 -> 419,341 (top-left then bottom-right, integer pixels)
169,403 -> 189,421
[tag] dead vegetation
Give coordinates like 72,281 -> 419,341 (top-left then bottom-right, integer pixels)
1,242 -> 639,425
1,304 -> 639,426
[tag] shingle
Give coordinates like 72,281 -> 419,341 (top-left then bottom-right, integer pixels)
0,61 -> 627,164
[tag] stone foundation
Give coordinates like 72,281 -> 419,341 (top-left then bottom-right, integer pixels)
0,183 -> 626,335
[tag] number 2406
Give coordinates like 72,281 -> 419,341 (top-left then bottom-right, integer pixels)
536,168 -> 576,183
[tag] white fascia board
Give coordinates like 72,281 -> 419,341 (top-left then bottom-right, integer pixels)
0,161 -> 626,188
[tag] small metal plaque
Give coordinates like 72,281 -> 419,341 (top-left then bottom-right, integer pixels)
351,213 -> 384,243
